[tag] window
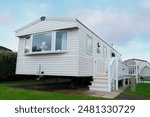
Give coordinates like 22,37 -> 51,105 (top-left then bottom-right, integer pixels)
86,34 -> 92,55
97,42 -> 101,54
32,32 -> 51,52
103,46 -> 107,58
55,31 -> 67,50
24,31 -> 68,55
24,35 -> 31,53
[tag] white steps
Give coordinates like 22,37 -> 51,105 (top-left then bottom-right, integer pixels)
89,76 -> 109,92
89,86 -> 108,92
91,82 -> 108,88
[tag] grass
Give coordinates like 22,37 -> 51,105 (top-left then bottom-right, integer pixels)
122,83 -> 150,99
0,80 -> 150,100
0,80 -> 105,100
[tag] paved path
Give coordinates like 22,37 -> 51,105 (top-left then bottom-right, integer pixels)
83,86 -> 128,99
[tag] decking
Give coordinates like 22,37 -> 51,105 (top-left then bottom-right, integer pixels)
89,58 -> 142,92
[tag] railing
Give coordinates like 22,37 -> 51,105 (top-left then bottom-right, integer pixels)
108,58 -> 131,92
128,65 -> 140,83
118,61 -> 129,80
129,65 -> 137,75
108,58 -> 116,92
96,58 -> 141,92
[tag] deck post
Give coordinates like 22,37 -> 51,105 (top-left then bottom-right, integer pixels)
108,61 -> 111,92
136,65 -> 139,84
128,78 -> 130,85
115,58 -> 118,91
123,79 -> 126,87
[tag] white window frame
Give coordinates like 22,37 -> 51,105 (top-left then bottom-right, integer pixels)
103,45 -> 107,58
24,31 -> 68,55
31,32 -> 52,52
86,34 -> 92,55
24,35 -> 32,53
55,31 -> 67,51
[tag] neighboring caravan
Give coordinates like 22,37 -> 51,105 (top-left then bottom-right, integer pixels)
15,17 -> 130,92
125,58 -> 150,80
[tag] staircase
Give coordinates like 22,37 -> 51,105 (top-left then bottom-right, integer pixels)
89,75 -> 109,92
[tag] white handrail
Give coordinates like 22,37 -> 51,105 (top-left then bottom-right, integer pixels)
108,58 -> 116,92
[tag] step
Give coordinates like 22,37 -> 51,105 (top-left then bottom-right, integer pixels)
91,82 -> 108,88
91,79 -> 108,84
93,76 -> 108,79
92,77 -> 108,81
95,74 -> 108,77
89,86 -> 108,92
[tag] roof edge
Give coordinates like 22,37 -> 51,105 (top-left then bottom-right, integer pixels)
15,17 -> 77,32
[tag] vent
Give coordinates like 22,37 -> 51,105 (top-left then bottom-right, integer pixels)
40,16 -> 46,21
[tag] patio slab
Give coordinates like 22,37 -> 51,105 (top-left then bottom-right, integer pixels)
84,86 -> 128,99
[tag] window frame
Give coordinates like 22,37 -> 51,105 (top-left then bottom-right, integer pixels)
32,32 -> 52,52
103,45 -> 107,58
24,35 -> 32,53
24,31 -> 68,55
86,34 -> 92,55
55,31 -> 67,51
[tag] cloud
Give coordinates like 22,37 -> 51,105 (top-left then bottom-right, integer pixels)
118,37 -> 150,62
0,30 -> 18,51
0,12 -> 14,27
70,3 -> 150,46
40,3 -> 49,9
140,0 -> 150,11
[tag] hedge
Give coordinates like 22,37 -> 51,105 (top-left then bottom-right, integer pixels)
0,51 -> 17,79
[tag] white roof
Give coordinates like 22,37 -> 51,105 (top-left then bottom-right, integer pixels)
15,17 -> 77,32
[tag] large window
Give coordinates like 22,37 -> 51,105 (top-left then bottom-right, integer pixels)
24,31 -> 68,54
32,33 -> 51,52
55,31 -> 67,50
86,34 -> 92,55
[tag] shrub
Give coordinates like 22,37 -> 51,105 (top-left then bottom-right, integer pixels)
0,51 -> 17,80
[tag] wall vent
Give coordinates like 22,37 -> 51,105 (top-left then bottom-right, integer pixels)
40,16 -> 46,21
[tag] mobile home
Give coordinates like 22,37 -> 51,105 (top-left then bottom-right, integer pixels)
15,17 -> 129,92
125,58 -> 150,80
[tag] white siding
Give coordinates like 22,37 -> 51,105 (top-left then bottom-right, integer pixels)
16,29 -> 79,76
77,22 -> 122,76
78,25 -> 93,76
140,66 -> 150,77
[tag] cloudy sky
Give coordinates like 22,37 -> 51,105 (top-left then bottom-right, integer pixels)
0,0 -> 150,61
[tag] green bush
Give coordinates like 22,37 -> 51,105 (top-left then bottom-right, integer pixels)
0,51 -> 17,80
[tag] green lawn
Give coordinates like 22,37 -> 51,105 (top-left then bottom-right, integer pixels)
0,80 -> 150,100
122,83 -> 150,99
0,81 -> 105,100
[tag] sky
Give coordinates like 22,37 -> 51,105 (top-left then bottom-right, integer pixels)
0,0 -> 150,62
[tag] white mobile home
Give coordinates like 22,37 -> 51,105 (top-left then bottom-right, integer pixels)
125,58 -> 150,79
15,17 -> 129,92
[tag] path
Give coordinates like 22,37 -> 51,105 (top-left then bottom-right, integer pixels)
83,86 -> 128,99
